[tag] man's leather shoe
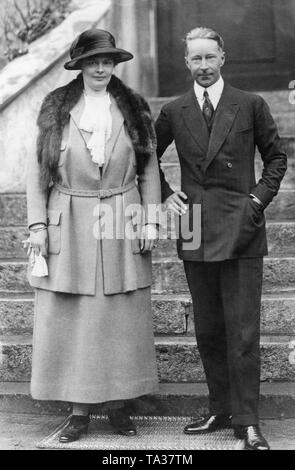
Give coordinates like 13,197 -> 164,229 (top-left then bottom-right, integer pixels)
234,425 -> 270,450
183,414 -> 232,434
59,415 -> 90,443
108,408 -> 137,436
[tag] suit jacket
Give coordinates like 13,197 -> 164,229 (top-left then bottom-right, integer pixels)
155,82 -> 287,261
26,95 -> 161,295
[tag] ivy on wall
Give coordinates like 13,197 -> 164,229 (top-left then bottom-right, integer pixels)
0,0 -> 71,67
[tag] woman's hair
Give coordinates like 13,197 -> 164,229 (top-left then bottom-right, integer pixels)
184,27 -> 224,55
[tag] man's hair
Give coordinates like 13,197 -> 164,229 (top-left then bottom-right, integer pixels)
184,27 -> 224,55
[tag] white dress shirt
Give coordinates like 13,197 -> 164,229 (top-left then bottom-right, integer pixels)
194,76 -> 224,110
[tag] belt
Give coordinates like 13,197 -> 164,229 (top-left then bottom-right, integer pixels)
53,180 -> 136,198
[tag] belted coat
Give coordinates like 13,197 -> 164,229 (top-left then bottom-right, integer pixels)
26,74 -> 161,295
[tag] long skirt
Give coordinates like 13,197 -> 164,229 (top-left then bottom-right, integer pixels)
30,242 -> 159,404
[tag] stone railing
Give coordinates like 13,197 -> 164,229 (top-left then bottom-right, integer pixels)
0,0 -> 112,193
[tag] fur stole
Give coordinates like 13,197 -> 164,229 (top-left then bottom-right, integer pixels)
36,73 -> 156,190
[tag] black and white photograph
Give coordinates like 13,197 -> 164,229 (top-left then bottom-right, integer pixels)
0,0 -> 294,453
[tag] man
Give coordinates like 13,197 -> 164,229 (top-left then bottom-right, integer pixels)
155,27 -> 287,450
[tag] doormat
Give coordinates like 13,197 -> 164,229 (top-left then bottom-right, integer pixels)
36,415 -> 245,450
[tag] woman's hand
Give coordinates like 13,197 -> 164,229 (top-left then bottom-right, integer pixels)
140,224 -> 159,253
165,191 -> 188,216
29,229 -> 48,257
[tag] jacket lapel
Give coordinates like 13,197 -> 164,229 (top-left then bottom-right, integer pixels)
69,96 -> 92,145
204,83 -> 239,171
102,96 -> 124,175
70,95 -> 84,130
181,89 -> 210,154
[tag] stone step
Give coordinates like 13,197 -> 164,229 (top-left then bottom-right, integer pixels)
0,297 -> 34,336
265,190 -> 295,220
154,222 -> 295,258
0,227 -> 29,258
148,93 -> 295,135
154,293 -> 295,336
1,293 -> 294,337
0,334 -> 294,383
1,221 -> 294,259
0,194 -> 27,227
0,257 -> 295,296
1,381 -> 295,419
154,336 -> 295,383
0,262 -> 30,295
1,293 -> 295,337
1,190 -> 293,229
152,257 -> 295,295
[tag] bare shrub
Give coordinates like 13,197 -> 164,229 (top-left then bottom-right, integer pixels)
0,0 -> 71,66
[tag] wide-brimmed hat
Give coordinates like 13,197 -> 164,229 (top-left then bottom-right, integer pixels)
64,28 -> 133,70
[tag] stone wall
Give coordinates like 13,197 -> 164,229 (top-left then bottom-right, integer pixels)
109,0 -> 158,97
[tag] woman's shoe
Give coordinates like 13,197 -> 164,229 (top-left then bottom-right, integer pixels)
107,408 -> 137,436
59,415 -> 90,443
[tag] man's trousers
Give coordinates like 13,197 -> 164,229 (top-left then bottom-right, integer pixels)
183,257 -> 263,426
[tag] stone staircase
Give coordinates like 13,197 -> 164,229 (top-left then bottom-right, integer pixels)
0,92 -> 295,419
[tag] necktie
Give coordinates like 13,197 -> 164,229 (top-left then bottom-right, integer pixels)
202,89 -> 214,131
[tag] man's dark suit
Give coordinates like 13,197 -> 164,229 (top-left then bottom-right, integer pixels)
155,82 -> 287,425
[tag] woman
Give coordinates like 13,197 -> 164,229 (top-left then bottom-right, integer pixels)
26,28 -> 161,443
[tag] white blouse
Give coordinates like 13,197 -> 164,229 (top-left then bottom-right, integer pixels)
79,92 -> 112,167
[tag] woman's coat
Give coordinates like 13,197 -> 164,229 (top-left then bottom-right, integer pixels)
26,93 -> 161,295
